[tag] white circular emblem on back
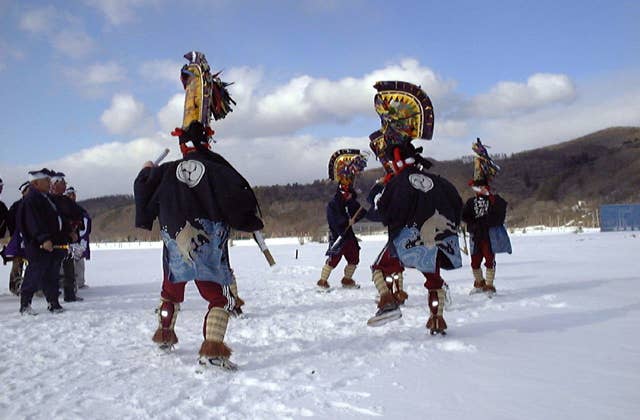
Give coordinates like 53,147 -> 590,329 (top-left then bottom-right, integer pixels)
409,173 -> 434,193
176,160 -> 205,188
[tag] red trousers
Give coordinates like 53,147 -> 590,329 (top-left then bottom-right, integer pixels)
420,251 -> 451,290
371,244 -> 404,276
326,238 -> 360,268
471,239 -> 495,269
422,264 -> 444,290
161,277 -> 230,310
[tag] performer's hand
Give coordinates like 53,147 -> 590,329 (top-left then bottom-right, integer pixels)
69,232 -> 79,242
42,240 -> 54,252
143,161 -> 154,168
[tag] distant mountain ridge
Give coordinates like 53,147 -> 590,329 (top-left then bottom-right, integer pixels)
80,127 -> 640,241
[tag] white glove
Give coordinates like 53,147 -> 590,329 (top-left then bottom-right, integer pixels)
70,240 -> 87,260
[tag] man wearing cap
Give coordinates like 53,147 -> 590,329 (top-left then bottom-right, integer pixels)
65,186 -> 91,290
17,169 -> 78,314
2,181 -> 30,294
49,171 -> 84,302
0,177 -> 8,239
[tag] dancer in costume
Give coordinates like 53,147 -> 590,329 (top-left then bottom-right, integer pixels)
367,131 -> 407,305
366,81 -> 463,335
461,138 -> 511,295
135,51 -> 262,371
317,150 -> 368,290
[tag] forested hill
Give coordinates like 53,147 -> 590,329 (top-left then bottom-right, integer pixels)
80,127 -> 640,241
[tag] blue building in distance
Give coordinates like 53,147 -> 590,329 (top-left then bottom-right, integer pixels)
600,204 -> 640,232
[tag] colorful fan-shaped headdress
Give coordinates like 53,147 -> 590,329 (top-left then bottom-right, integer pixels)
373,81 -> 434,147
328,149 -> 368,188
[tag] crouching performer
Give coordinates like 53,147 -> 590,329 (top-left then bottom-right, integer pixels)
366,81 -> 463,335
134,51 -> 264,371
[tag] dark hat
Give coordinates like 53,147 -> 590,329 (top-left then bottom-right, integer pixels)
18,181 -> 30,193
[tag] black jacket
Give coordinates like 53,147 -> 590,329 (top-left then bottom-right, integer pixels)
50,194 -> 85,235
0,200 -> 7,238
462,194 -> 508,243
326,191 -> 365,244
134,150 -> 263,236
17,189 -> 72,252
6,198 -> 22,237
378,165 -> 462,240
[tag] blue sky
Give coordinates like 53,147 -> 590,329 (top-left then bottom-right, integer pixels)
0,0 -> 638,199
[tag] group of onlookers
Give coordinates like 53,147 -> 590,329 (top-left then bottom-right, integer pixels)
0,171 -> 91,315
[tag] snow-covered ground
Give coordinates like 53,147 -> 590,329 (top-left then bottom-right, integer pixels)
1,231 -> 639,420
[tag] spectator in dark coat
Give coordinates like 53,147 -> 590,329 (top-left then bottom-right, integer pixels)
17,169 -> 77,315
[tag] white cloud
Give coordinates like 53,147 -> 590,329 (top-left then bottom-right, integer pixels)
469,73 -> 576,118
0,136 -> 177,201
19,6 -> 58,34
157,93 -> 184,134
85,0 -> 161,25
435,119 -> 469,139
3,61 -> 637,202
101,93 -> 154,135
87,62 -> 125,85
52,30 -> 95,58
63,61 -> 127,97
138,59 -> 184,87
475,82 -> 640,154
18,6 -> 95,58
188,58 -> 457,138
0,38 -> 25,72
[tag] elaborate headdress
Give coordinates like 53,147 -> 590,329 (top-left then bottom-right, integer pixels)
328,149 -> 368,189
471,138 -> 501,187
171,51 -> 236,154
373,81 -> 434,147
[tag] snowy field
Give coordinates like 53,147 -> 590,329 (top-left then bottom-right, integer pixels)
0,231 -> 639,420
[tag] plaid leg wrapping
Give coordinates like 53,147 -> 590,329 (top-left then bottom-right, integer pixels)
485,267 -> 495,286
343,264 -> 357,279
472,268 -> 486,288
317,264 -> 333,288
320,264 -> 333,281
483,267 -> 497,293
200,307 -> 232,357
372,269 -> 390,296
